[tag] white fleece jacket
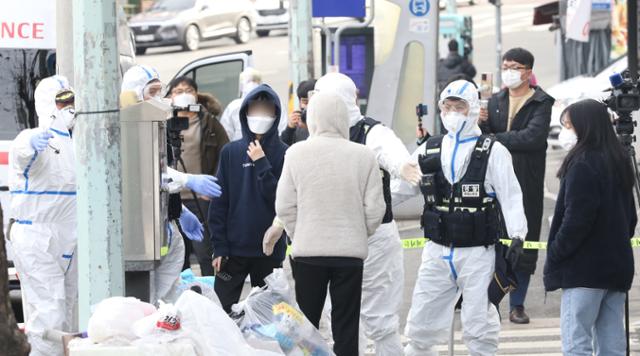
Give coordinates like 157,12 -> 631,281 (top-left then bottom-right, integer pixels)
275,91 -> 385,260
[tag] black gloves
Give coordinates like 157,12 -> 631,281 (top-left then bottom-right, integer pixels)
505,238 -> 524,268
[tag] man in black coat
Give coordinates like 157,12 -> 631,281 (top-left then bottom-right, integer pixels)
479,47 -> 554,324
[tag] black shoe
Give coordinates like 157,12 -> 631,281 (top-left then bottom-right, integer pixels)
509,306 -> 530,324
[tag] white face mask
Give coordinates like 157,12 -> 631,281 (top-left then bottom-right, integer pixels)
173,93 -> 197,108
57,106 -> 76,130
247,115 -> 275,134
558,127 -> 578,151
501,69 -> 524,89
442,112 -> 469,134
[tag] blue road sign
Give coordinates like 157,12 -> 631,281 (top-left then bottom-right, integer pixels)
312,0 -> 366,18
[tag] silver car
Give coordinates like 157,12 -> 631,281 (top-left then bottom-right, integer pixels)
129,0 -> 257,55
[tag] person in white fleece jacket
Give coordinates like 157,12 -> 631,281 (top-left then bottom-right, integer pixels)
275,90 -> 385,356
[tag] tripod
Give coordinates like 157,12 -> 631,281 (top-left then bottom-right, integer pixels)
615,121 -> 639,356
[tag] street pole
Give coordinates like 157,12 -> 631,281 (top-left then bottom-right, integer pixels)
447,0 -> 457,14
56,0 -> 74,85
495,0 -> 503,87
72,0 -> 125,328
289,0 -> 313,104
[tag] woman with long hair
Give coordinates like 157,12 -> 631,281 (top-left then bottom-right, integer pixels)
544,99 -> 637,355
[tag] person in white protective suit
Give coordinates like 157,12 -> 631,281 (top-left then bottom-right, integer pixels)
8,75 -> 78,356
219,67 -> 287,141
392,80 -> 528,356
121,65 -> 222,303
264,72 -> 422,355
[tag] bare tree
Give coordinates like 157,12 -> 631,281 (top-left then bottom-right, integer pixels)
0,206 -> 30,356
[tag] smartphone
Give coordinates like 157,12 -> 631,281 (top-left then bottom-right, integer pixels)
480,72 -> 493,100
216,257 -> 232,282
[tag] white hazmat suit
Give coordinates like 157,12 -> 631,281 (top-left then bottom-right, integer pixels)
121,65 -> 189,304
8,76 -> 77,356
315,73 -> 421,355
392,80 -> 528,356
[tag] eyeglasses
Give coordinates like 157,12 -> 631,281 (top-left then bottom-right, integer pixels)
171,87 -> 196,96
502,66 -> 530,71
439,102 -> 469,113
143,82 -> 165,98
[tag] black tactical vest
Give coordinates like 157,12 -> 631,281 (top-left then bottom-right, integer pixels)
350,117 -> 393,224
417,134 -> 504,247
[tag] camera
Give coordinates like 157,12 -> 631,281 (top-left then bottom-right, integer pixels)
168,104 -> 201,132
604,71 -> 640,143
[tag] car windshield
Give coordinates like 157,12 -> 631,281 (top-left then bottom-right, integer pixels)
150,0 -> 195,12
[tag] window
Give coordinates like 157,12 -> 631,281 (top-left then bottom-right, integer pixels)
189,59 -> 244,109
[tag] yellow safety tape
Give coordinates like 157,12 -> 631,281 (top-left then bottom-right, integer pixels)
400,237 -> 640,250
285,237 -> 640,255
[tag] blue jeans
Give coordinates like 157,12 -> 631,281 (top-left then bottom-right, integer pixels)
509,270 -> 530,310
561,288 -> 626,356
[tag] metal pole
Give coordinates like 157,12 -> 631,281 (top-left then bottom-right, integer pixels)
333,0 -> 375,71
627,0 -> 638,83
56,0 -> 74,85
495,0 -> 503,87
73,0 -> 125,328
289,0 -> 313,101
447,0 -> 458,14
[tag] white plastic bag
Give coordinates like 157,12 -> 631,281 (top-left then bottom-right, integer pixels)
175,290 -> 282,356
254,302 -> 334,356
87,297 -> 157,344
232,269 -> 296,330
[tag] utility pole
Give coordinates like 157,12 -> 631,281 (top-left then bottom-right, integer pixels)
447,0 -> 457,14
72,0 -> 125,328
494,0 -> 503,87
289,0 -> 313,104
56,0 -> 74,84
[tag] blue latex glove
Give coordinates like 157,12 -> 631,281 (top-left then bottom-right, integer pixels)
179,207 -> 204,242
186,174 -> 222,198
30,131 -> 54,152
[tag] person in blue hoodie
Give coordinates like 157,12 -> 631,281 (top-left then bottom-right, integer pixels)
209,84 -> 288,312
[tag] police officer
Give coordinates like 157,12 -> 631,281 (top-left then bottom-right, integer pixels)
393,80 -> 527,356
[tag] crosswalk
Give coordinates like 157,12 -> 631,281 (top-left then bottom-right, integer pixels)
456,2 -> 551,39
363,317 -> 640,355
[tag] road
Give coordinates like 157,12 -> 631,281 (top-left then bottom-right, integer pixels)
138,1 -> 640,354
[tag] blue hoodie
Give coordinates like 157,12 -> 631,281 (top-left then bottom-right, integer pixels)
209,84 -> 288,260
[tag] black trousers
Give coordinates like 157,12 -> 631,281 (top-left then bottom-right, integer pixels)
214,256 -> 282,312
293,259 -> 363,356
182,199 -> 214,276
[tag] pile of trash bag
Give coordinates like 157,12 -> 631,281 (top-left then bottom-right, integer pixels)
81,269 -> 333,356
82,292 -> 282,356
232,269 -> 334,356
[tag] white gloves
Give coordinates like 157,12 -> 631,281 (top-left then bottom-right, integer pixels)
263,217 -> 285,256
400,162 -> 422,186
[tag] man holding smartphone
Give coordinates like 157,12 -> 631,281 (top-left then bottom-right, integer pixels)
478,47 -> 555,324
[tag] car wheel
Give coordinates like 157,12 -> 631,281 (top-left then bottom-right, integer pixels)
234,17 -> 251,44
256,30 -> 270,38
135,47 -> 147,55
182,25 -> 200,52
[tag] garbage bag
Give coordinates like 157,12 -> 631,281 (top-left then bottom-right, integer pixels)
133,302 -> 186,344
175,290 -> 282,356
87,297 -> 157,344
165,268 -> 220,306
232,268 -> 296,330
255,302 -> 334,356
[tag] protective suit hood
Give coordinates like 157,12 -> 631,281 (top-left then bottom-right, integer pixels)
121,65 -> 160,101
314,73 -> 362,127
306,91 -> 349,139
440,80 -> 481,140
34,75 -> 72,128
